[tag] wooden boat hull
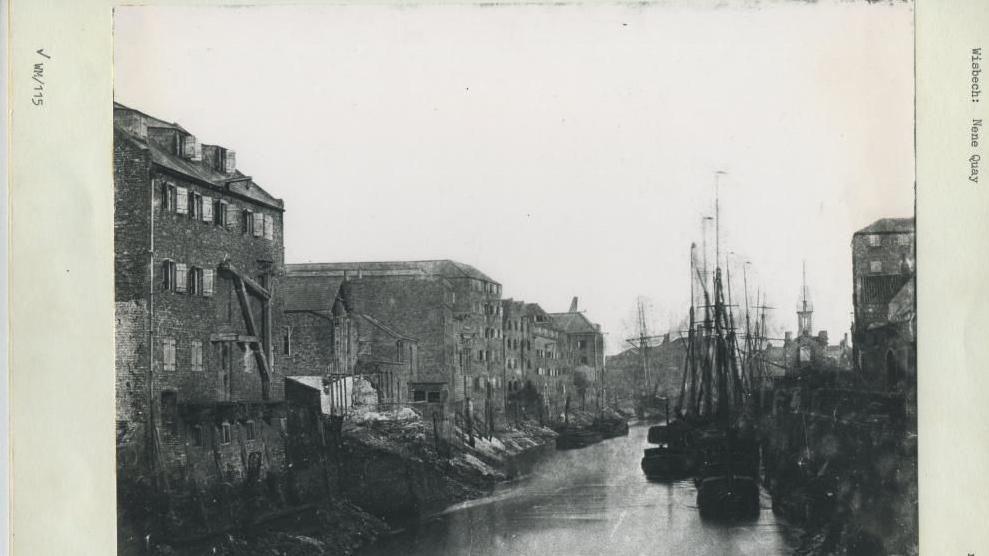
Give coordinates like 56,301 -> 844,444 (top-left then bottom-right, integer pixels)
555,428 -> 604,450
641,446 -> 696,480
696,475 -> 760,520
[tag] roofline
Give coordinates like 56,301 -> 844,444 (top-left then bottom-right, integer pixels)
114,102 -> 187,131
851,217 -> 915,236
152,162 -> 285,212
284,260 -> 500,284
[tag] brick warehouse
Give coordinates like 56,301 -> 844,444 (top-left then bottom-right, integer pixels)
285,260 -> 505,408
280,273 -> 420,404
114,103 -> 287,491
851,217 -> 916,391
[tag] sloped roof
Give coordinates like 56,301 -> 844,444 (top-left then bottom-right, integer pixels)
854,217 -> 914,235
286,259 -> 497,283
113,103 -> 283,210
547,311 -> 599,334
524,303 -> 549,319
282,274 -> 345,312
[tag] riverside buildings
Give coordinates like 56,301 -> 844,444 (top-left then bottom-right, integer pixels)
114,103 -> 287,488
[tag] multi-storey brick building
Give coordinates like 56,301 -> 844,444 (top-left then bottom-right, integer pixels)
285,260 -> 502,405
851,217 -> 915,388
501,299 -> 528,394
114,103 -> 286,489
281,274 -> 419,403
549,300 -> 606,380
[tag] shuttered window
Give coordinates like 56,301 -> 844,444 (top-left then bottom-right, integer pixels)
163,337 -> 177,371
224,150 -> 236,174
203,269 -> 215,297
263,214 -> 274,240
160,182 -> 177,212
253,212 -> 264,237
175,263 -> 188,293
176,187 -> 189,215
226,204 -> 237,230
215,201 -> 227,227
242,209 -> 253,235
243,344 -> 257,373
162,260 -> 176,291
202,196 -> 213,222
191,341 -> 204,371
189,193 -> 202,219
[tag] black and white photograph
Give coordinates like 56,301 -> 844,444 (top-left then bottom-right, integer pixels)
111,3 -> 917,554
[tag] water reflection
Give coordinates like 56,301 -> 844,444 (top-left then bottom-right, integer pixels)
362,425 -> 798,556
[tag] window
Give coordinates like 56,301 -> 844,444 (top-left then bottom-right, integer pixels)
413,389 -> 427,402
189,192 -> 203,220
191,340 -> 203,371
203,269 -> 214,297
220,423 -> 232,444
263,214 -> 274,240
202,196 -> 214,223
241,209 -> 254,235
282,328 -> 292,355
477,349 -> 484,361
162,337 -> 176,371
176,187 -> 189,215
869,261 -> 882,273
897,233 -> 912,246
218,342 -> 232,371
868,234 -> 881,247
799,347 -> 811,363
243,344 -> 256,373
862,275 -> 907,305
577,339 -> 587,349
175,263 -> 188,293
160,182 -> 177,212
427,391 -> 441,403
190,425 -> 204,447
188,267 -> 203,295
244,420 -> 256,441
215,200 -> 228,227
252,212 -> 264,237
162,260 -> 176,291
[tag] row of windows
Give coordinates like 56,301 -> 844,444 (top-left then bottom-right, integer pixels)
161,261 -> 215,295
483,327 -> 503,339
471,302 -> 504,316
470,280 -> 502,296
535,349 -> 561,360
468,375 -> 503,391
161,337 -> 259,373
160,181 -> 276,240
536,367 -> 565,377
866,233 -> 912,248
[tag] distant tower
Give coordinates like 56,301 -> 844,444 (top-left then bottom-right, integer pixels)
797,261 -> 814,337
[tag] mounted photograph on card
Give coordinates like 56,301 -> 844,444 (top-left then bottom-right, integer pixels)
112,3 -> 916,554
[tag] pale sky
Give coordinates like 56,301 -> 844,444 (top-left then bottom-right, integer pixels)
114,2 -> 915,355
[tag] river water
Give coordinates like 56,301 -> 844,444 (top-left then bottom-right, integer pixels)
362,423 -> 800,556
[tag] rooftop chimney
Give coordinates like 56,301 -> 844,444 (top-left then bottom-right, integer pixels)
569,297 -> 578,312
